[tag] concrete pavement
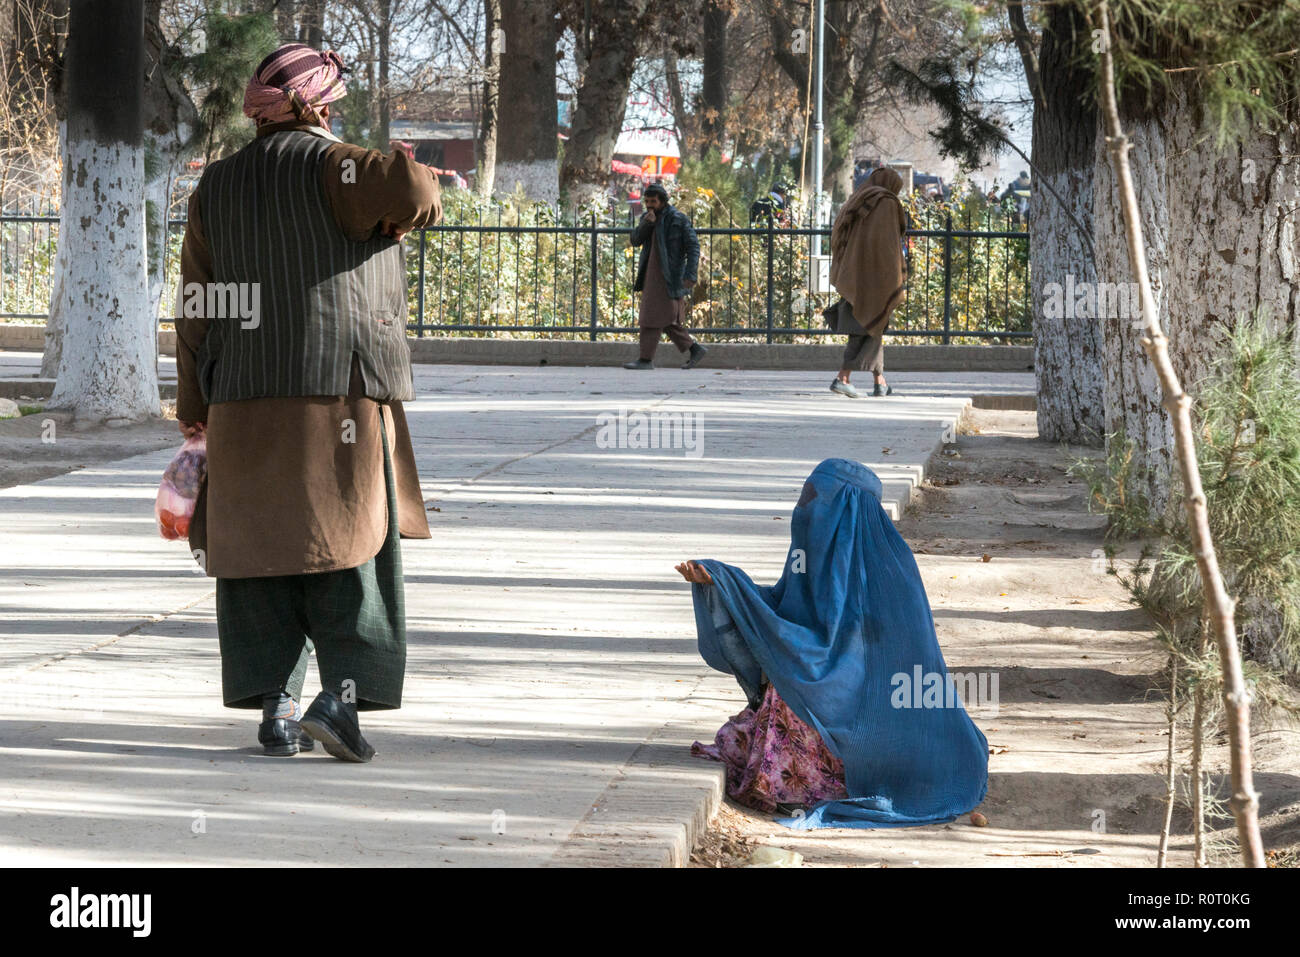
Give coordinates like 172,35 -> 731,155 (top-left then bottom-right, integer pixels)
0,365 -> 1030,866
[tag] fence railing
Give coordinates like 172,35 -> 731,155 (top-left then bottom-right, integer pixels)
1,208 -> 1030,343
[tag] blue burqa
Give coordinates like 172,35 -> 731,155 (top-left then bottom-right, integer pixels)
691,458 -> 988,829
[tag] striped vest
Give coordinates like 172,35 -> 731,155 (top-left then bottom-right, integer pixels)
194,129 -> 415,404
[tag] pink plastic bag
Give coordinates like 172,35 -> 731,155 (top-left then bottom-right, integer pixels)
156,434 -> 207,541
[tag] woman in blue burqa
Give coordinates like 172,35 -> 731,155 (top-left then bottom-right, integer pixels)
676,458 -> 988,829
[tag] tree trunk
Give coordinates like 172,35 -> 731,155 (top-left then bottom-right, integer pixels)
143,0 -> 196,335
558,0 -> 652,208
298,0 -> 323,49
377,0 -> 391,147
663,45 -> 688,161
826,91 -> 856,204
40,116 -> 67,378
1030,2 -> 1102,446
699,0 -> 728,158
365,23 -> 378,147
274,0 -> 295,38
496,0 -> 557,203
46,0 -> 157,424
1093,76 -> 1300,515
143,149 -> 171,328
1095,1 -> 1264,866
475,0 -> 500,197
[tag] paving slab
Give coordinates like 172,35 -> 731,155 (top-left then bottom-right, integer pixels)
0,365 -> 991,866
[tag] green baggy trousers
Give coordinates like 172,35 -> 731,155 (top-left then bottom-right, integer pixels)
215,416 -> 406,711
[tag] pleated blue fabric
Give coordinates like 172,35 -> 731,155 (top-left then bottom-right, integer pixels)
691,458 -> 989,828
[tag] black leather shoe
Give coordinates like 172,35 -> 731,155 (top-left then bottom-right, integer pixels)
623,358 -> 654,370
681,343 -> 708,369
258,717 -> 314,756
299,691 -> 375,763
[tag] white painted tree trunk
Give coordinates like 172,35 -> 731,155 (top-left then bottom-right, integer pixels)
144,146 -> 173,324
496,0 -> 558,205
144,122 -> 191,321
1031,165 -> 1103,445
1029,5 -> 1103,446
1093,99 -> 1173,513
45,138 -> 158,424
1093,79 -> 1300,515
40,119 -> 69,380
493,160 -> 559,206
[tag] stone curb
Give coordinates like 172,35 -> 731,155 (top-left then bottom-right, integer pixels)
0,326 -> 1033,373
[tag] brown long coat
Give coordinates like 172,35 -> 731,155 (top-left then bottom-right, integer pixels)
829,167 -> 908,337
637,234 -> 687,328
176,121 -> 442,578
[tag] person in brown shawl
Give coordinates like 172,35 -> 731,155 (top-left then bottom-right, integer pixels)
174,44 -> 441,762
826,167 -> 908,398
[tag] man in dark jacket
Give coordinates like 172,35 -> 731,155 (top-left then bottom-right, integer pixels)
624,183 -> 706,369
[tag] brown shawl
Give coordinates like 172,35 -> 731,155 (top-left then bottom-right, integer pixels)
829,167 -> 907,336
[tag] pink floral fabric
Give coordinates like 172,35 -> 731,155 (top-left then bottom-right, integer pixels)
692,684 -> 848,813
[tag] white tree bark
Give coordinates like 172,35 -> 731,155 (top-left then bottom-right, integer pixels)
144,120 -> 192,321
1031,164 -> 1103,444
45,137 -> 158,423
1095,0 -> 1265,867
493,159 -> 559,206
1029,3 -> 1103,446
41,118 -> 69,379
1093,95 -> 1173,512
495,0 -> 558,204
1093,79 -> 1300,514
143,152 -> 172,324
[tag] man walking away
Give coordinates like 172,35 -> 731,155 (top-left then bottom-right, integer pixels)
826,167 -> 907,398
624,183 -> 706,370
175,43 -> 441,762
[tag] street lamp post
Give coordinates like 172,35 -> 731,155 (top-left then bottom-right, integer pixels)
811,0 -> 825,236
808,0 -> 829,291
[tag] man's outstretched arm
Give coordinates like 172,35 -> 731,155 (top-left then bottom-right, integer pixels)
321,143 -> 443,242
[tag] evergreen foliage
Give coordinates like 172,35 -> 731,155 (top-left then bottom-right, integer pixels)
1076,315 -> 1300,685
184,10 -> 279,162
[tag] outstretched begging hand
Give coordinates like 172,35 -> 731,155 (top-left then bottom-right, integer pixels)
674,560 -> 713,585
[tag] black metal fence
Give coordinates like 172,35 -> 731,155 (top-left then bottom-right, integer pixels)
1,207 -> 1030,343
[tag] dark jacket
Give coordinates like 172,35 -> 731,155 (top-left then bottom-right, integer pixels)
631,204 -> 700,299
